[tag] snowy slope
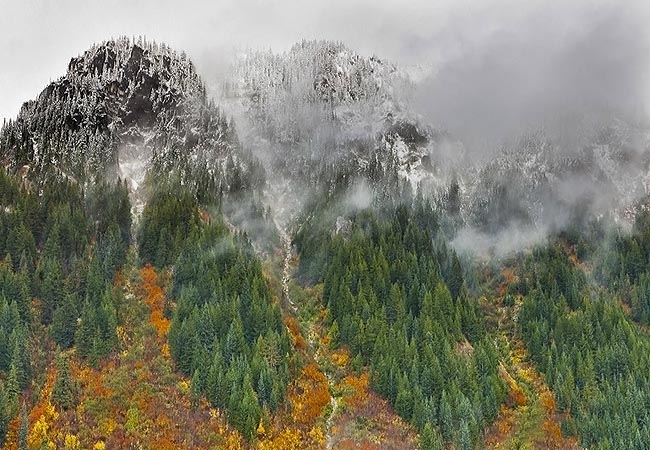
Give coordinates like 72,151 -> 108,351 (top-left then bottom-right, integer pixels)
218,40 -> 466,221
0,37 -> 263,205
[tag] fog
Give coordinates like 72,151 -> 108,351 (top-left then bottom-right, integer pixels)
451,224 -> 549,260
414,1 -> 650,158
4,0 -> 648,129
2,0 -> 649,258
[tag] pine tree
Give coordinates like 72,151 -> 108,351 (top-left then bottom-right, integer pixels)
447,252 -> 463,301
39,257 -> 64,325
191,368 -> 202,408
438,390 -> 453,443
446,176 -> 461,217
419,423 -> 443,450
51,293 -> 78,349
0,389 -> 8,445
75,301 -> 96,361
52,354 -> 77,410
18,402 -> 28,450
9,328 -> 29,390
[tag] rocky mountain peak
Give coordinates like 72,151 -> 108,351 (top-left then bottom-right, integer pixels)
0,37 -> 263,206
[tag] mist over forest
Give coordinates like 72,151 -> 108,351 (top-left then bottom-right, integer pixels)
0,1 -> 649,449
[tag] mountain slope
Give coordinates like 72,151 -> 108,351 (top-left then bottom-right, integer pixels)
0,37 -> 264,206
464,123 -> 650,237
221,40 -> 463,221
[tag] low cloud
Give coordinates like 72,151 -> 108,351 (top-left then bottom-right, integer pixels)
413,0 -> 650,158
451,223 -> 549,260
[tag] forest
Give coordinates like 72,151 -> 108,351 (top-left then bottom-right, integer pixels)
0,35 -> 649,450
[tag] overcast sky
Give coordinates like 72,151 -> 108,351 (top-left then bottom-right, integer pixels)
1,0 -> 649,145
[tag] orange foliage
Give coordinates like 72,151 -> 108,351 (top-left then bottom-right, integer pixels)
498,268 -> 517,297
284,317 -> 306,350
540,391 -> 557,413
542,419 -> 563,441
496,406 -> 515,435
3,417 -> 20,450
510,384 -> 527,407
327,384 -> 420,450
12,369 -> 58,450
74,364 -> 112,399
340,373 -> 369,409
330,348 -> 350,368
140,265 -> 170,341
499,364 -> 527,407
257,428 -> 304,450
289,363 -> 331,426
337,441 -> 379,450
151,310 -> 170,336
486,365 -> 578,449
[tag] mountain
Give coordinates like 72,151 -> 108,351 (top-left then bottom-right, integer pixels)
221,40 -> 650,240
3,36 -> 650,450
463,122 -> 650,236
3,37 -> 648,240
0,37 -> 265,211
220,40 -> 465,221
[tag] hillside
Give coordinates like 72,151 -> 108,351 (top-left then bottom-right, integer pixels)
1,36 -> 650,450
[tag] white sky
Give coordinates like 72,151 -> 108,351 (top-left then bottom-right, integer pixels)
1,0 -> 648,136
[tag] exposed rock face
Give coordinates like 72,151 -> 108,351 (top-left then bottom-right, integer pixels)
2,37 -> 648,239
221,40 -> 463,222
465,124 -> 650,232
0,37 -> 263,197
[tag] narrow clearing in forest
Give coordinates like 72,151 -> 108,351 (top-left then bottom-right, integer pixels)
483,276 -> 578,450
274,220 -> 339,449
271,218 -> 418,449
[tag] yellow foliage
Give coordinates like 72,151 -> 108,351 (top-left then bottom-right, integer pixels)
331,349 -> 350,368
177,379 -> 190,394
64,433 -> 80,449
289,363 -> 331,425
28,400 -> 58,449
540,391 -> 557,413
116,325 -> 129,347
257,420 -> 266,437
517,367 -> 534,384
98,417 -> 117,436
151,309 -> 170,337
223,432 -> 245,450
340,373 -> 369,408
258,428 -> 302,450
140,265 -> 171,342
308,426 -> 325,445
284,317 -> 306,350
93,442 -> 106,450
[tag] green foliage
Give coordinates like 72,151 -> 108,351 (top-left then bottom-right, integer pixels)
75,288 -> 119,365
51,354 -> 78,411
520,244 -> 650,449
51,293 -> 78,349
18,403 -> 27,450
162,213 -> 290,440
137,185 -> 200,267
0,170 -> 131,446
298,201 -> 504,449
419,422 -> 444,450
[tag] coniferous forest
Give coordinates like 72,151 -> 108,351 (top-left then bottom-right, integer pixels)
0,24 -> 648,450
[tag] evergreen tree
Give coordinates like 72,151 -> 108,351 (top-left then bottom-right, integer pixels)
419,423 -> 443,450
52,354 -> 77,410
51,293 -> 78,349
18,402 -> 28,450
